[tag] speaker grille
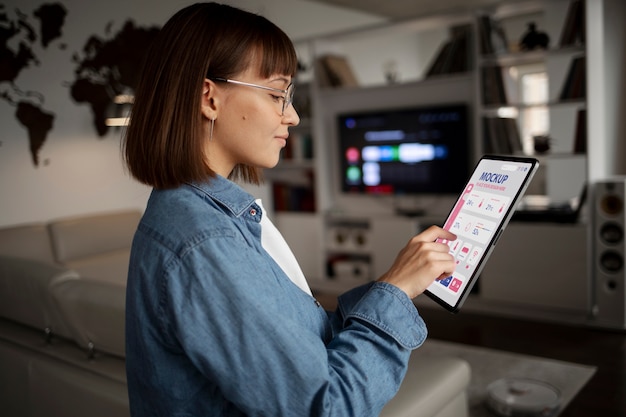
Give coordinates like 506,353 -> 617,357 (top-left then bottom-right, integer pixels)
599,194 -> 623,216
599,222 -> 624,245
592,177 -> 626,329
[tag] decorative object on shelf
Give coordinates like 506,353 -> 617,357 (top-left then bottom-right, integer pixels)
533,134 -> 551,154
383,60 -> 399,84
519,22 -> 550,50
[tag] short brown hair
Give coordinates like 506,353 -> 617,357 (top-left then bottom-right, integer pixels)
122,2 -> 298,189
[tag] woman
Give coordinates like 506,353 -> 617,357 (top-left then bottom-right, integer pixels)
123,3 -> 456,416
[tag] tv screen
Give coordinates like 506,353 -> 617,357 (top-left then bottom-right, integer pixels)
337,104 -> 470,196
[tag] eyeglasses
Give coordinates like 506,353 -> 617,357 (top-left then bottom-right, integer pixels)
209,77 -> 295,115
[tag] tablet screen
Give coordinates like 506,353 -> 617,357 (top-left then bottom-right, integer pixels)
425,155 -> 539,312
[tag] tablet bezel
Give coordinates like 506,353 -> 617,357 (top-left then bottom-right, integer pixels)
424,154 -> 540,313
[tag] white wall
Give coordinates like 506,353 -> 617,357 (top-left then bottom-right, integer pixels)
0,0 -> 384,227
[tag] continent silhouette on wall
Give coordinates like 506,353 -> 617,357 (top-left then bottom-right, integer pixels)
70,20 -> 160,137
1,2 -> 160,166
0,2 -> 66,166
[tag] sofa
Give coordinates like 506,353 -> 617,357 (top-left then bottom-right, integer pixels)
0,209 -> 470,417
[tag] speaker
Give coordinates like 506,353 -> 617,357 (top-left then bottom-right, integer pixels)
591,177 -> 626,329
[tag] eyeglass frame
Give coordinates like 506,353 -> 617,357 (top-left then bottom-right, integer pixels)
208,77 -> 295,115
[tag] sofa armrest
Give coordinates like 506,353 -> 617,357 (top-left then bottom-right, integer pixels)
50,279 -> 126,358
381,353 -> 471,417
0,256 -> 78,339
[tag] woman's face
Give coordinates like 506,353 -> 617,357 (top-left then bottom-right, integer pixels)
205,67 -> 300,177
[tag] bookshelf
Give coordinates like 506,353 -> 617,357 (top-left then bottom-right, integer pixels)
270,10 -> 476,217
257,11 -> 478,285
264,80 -> 317,213
264,0 -> 626,325
272,2 -> 587,285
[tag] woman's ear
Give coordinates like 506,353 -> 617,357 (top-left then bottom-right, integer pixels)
201,79 -> 218,121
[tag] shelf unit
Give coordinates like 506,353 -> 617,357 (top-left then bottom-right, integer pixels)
264,80 -> 316,214
270,10 -> 477,285
264,0 -> 626,324
475,0 -> 587,202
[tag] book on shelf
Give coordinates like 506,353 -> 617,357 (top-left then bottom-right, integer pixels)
482,116 -> 523,155
291,82 -> 312,119
314,54 -> 358,88
572,108 -> 587,154
559,56 -> 586,100
481,65 -> 508,105
476,14 -> 508,55
281,131 -> 313,161
424,24 -> 472,77
272,182 -> 316,212
270,167 -> 316,212
559,0 -> 585,47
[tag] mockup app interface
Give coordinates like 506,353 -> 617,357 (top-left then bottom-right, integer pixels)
427,158 -> 535,306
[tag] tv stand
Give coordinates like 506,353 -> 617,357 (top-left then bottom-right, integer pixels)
311,212 -> 446,294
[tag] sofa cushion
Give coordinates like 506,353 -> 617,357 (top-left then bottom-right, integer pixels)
48,210 -> 141,265
0,223 -> 57,265
0,256 -> 78,339
50,278 -> 126,358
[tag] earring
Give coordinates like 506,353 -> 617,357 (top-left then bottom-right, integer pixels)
210,118 -> 215,141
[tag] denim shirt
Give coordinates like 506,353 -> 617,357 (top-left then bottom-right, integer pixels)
125,175 -> 428,417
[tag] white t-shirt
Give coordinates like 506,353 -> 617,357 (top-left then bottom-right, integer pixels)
256,200 -> 312,295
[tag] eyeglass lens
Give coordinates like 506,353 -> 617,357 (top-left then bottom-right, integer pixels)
284,84 -> 295,114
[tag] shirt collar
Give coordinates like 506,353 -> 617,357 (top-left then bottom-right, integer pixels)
186,175 -> 257,218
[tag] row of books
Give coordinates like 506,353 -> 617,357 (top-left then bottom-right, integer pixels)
559,56 -> 586,100
272,182 -> 316,212
482,117 -> 523,155
424,24 -> 473,77
315,55 -> 358,88
281,132 -> 313,161
560,0 -> 585,47
477,14 -> 508,55
481,66 -> 508,106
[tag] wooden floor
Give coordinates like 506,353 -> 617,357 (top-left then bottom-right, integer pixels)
315,292 -> 626,417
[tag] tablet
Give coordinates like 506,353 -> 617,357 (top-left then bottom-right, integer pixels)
425,155 -> 539,313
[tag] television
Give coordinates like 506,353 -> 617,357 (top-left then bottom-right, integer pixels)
337,104 -> 471,196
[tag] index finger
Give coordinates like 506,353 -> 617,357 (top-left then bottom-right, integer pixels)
418,225 -> 457,243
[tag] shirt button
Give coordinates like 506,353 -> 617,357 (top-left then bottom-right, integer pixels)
250,208 -> 257,216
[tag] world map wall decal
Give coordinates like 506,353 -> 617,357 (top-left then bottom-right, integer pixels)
0,2 -> 160,167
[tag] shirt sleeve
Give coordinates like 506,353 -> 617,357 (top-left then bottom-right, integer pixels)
163,234 -> 428,417
335,281 -> 428,349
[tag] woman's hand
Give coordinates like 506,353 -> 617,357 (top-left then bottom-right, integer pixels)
377,225 -> 457,299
